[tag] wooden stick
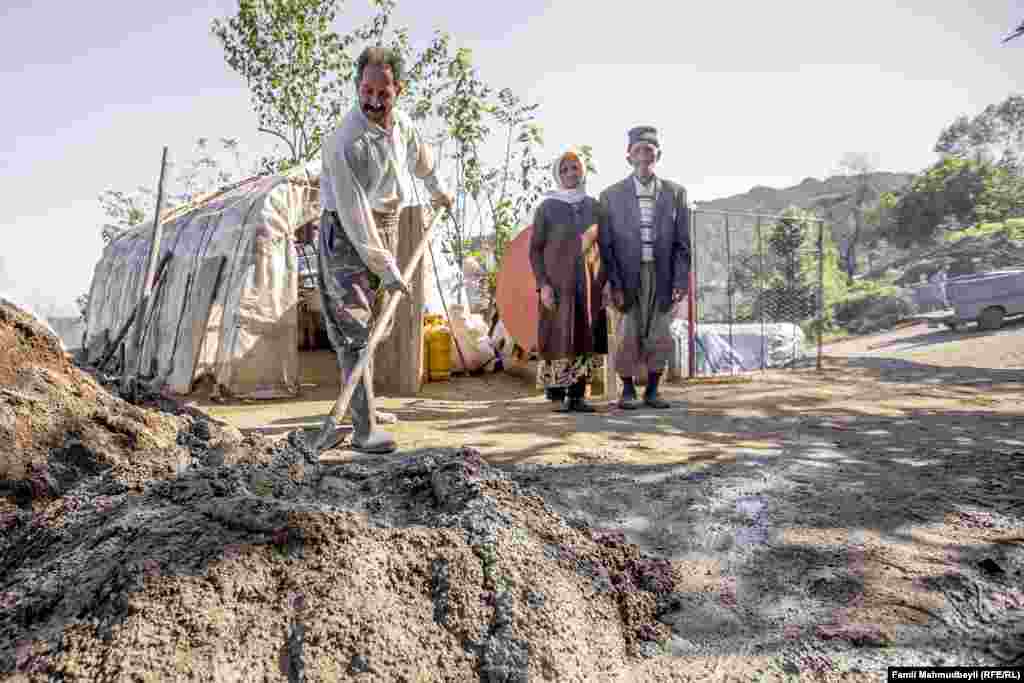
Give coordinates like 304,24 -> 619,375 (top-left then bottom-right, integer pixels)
310,206 -> 445,453
123,146 -> 170,395
96,252 -> 172,373
136,259 -> 175,375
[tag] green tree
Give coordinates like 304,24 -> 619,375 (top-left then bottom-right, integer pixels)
434,46 -> 492,280
886,155 -> 1024,247
757,207 -> 845,331
420,43 -> 590,315
834,152 -> 880,282
935,94 -> 1024,168
211,0 -> 426,173
173,137 -> 248,203
97,138 -> 257,245
211,0 -> 359,170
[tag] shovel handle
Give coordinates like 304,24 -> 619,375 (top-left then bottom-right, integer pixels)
311,206 -> 446,451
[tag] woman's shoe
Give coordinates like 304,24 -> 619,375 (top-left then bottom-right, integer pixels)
569,398 -> 596,413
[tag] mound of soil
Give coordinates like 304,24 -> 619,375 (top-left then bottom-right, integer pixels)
0,300 -> 245,494
0,300 -> 684,681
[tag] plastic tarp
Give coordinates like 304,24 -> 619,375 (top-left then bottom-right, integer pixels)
447,304 -> 496,372
669,320 -> 808,376
83,174 -> 319,399
424,250 -> 488,315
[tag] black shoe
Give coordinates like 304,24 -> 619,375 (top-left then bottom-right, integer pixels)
643,371 -> 671,409
617,377 -> 640,410
617,393 -> 640,410
643,394 -> 671,409
569,398 -> 596,413
546,387 -> 567,402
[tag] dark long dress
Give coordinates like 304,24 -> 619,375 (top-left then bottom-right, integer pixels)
529,197 -> 607,388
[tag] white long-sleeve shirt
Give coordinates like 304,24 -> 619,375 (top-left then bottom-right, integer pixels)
321,105 -> 447,280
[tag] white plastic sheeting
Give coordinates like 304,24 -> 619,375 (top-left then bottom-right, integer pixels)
669,320 -> 808,376
424,250 -> 488,315
447,304 -> 497,372
83,174 -> 319,399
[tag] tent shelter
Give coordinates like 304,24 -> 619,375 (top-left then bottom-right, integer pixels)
83,171 -> 320,399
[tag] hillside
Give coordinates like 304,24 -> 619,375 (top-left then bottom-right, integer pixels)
694,172 -> 914,221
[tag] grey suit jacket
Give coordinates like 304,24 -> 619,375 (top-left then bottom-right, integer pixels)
597,175 -> 692,314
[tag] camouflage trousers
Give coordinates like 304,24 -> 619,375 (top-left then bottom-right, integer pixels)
316,210 -> 398,356
315,208 -> 402,425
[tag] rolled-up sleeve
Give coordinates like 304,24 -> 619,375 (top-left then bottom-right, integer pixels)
407,124 -> 447,200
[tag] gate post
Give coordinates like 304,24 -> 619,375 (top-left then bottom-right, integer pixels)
687,204 -> 698,379
816,218 -> 825,371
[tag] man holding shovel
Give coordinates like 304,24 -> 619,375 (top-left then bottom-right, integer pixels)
318,46 -> 452,454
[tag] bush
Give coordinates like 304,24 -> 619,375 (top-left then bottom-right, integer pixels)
831,279 -> 916,333
943,218 -> 1024,244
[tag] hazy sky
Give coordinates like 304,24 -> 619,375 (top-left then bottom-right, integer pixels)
2,0 -> 1022,315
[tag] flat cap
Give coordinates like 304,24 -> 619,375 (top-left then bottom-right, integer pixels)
628,125 -> 659,149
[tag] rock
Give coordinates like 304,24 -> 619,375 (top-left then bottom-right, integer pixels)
978,558 -> 1005,575
349,654 -> 370,674
816,622 -> 893,647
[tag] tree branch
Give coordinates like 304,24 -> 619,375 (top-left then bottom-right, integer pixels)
499,121 -> 513,204
258,127 -> 298,162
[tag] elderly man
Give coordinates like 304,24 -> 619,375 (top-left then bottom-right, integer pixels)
318,46 -> 452,453
598,125 -> 691,410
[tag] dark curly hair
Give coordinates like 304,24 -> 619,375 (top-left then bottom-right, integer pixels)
355,47 -> 404,85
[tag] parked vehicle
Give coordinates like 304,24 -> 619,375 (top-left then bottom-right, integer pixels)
938,269 -> 1024,331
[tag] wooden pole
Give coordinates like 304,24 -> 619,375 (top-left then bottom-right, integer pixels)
310,206 -> 444,454
688,203 -> 700,379
96,252 -> 172,373
817,219 -> 825,371
373,207 -> 427,396
123,146 -> 169,396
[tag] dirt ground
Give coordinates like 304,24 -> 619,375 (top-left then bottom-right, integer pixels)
193,321 -> 1024,678
4,301 -> 1022,681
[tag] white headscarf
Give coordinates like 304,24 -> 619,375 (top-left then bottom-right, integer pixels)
544,148 -> 588,205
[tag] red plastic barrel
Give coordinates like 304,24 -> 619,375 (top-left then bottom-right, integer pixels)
494,225 -> 539,352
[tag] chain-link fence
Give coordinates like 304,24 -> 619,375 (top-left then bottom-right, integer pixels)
681,208 -> 826,377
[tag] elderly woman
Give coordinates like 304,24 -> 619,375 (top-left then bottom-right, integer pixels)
529,148 -> 608,412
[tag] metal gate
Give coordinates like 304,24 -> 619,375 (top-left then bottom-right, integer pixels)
683,207 -> 827,378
